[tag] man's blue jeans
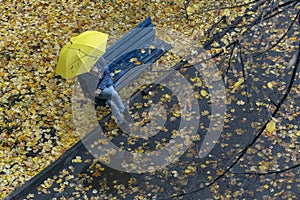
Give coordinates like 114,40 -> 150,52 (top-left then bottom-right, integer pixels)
98,86 -> 125,124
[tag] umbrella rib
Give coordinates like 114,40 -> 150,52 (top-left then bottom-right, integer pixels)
69,46 -> 100,59
66,47 -> 102,73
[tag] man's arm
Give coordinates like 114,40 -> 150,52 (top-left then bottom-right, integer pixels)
96,67 -> 111,90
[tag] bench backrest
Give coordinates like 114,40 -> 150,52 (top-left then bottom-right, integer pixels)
102,17 -> 172,88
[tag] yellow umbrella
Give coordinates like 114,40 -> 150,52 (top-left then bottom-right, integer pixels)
56,31 -> 109,79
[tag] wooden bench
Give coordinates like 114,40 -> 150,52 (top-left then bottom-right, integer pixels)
103,17 -> 172,89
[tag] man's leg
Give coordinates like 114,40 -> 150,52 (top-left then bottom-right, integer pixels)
110,87 -> 132,122
110,87 -> 125,112
107,99 -> 131,134
107,99 -> 123,124
100,86 -> 131,133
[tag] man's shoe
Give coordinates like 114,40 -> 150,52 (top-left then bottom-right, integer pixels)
118,121 -> 131,134
122,109 -> 133,123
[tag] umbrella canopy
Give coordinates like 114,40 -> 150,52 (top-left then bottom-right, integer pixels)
56,31 -> 109,79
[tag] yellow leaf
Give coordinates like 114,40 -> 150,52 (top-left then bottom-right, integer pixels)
129,57 -> 137,62
43,181 -> 52,188
114,69 -> 121,74
27,193 -> 35,198
190,77 -> 198,82
289,37 -> 299,42
134,61 -> 142,65
18,135 -> 28,142
233,191 -> 239,198
187,166 -> 196,172
296,131 -> 300,136
173,110 -> 181,117
193,4 -> 200,9
216,170 -> 223,175
267,82 -> 273,89
186,7 -> 194,15
215,48 -> 222,54
141,111 -> 148,118
56,178 -> 62,184
164,94 -> 171,101
200,90 -> 208,97
149,45 -> 155,49
241,28 -> 247,34
137,149 -> 144,153
184,169 -> 191,174
231,78 -> 244,93
72,156 -> 82,163
263,184 -> 269,189
266,120 -> 276,133
221,38 -> 229,46
171,170 -> 178,177
92,171 -> 101,177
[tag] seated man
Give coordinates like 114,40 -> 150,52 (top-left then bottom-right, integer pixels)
77,58 -> 131,133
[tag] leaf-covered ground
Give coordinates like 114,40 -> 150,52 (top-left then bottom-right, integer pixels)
1,0 -> 300,199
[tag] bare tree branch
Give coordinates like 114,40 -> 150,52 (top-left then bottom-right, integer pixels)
159,10 -> 300,199
238,42 -> 251,105
253,10 -> 300,57
226,41 -> 237,74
